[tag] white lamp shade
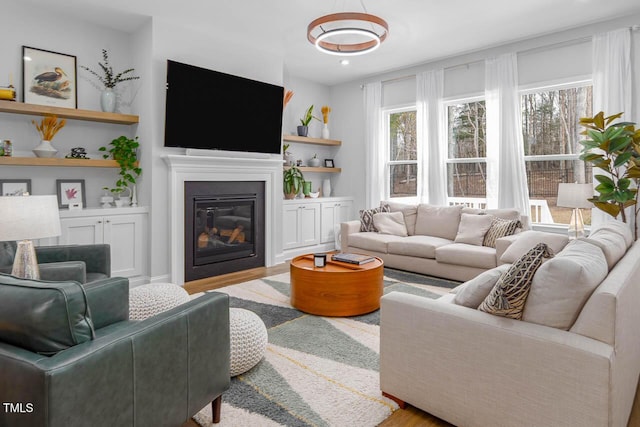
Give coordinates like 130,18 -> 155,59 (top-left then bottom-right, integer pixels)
557,183 -> 594,209
0,195 -> 61,241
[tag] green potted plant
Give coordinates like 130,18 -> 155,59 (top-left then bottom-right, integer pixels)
297,105 -> 320,137
579,111 -> 640,238
100,135 -> 142,204
283,166 -> 305,199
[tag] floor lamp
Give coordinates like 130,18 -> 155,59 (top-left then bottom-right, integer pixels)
556,183 -> 594,240
0,195 -> 61,279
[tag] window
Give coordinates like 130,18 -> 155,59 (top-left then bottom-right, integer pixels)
521,83 -> 593,224
385,107 -> 417,199
446,98 -> 487,206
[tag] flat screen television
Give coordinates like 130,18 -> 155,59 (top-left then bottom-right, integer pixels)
164,60 -> 284,154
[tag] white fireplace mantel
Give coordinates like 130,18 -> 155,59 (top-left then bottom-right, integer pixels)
164,154 -> 283,285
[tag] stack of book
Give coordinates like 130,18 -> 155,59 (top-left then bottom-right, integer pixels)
331,253 -> 376,265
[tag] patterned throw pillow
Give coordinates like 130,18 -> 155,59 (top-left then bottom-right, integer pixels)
478,242 -> 552,319
359,204 -> 390,232
483,217 -> 521,248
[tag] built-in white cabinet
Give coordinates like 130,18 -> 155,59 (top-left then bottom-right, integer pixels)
320,200 -> 354,244
44,207 -> 148,280
282,202 -> 321,250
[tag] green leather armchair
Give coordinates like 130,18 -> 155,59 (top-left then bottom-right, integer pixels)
0,241 -> 111,283
0,273 -> 230,427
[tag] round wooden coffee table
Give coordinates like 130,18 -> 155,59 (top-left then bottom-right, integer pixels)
290,253 -> 384,317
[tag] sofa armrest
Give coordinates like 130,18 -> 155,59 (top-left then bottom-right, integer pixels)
494,234 -> 520,264
0,291 -> 229,427
340,220 -> 361,250
380,292 -> 613,427
83,276 -> 130,329
36,244 -> 111,277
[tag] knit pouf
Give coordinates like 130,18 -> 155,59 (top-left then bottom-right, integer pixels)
230,308 -> 268,376
129,283 -> 191,320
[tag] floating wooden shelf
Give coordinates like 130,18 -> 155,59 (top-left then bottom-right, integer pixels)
0,157 -> 123,168
284,166 -> 341,173
283,135 -> 341,146
0,100 -> 139,125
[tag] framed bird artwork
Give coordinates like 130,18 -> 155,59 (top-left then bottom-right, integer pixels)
22,46 -> 77,109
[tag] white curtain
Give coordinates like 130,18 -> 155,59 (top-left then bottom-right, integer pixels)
591,28 -> 633,233
364,82 -> 385,208
485,53 -> 530,216
416,69 -> 447,205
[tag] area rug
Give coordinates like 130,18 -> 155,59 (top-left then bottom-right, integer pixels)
193,268 -> 460,427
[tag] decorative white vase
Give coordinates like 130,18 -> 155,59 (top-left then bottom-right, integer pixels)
322,179 -> 331,197
100,88 -> 117,113
130,185 -> 138,207
33,140 -> 57,158
321,124 -> 330,139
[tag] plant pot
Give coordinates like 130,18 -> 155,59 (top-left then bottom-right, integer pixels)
308,157 -> 321,167
297,125 -> 308,137
322,124 -> 330,139
101,88 -> 117,113
284,190 -> 297,200
33,140 -> 58,158
303,181 -> 312,197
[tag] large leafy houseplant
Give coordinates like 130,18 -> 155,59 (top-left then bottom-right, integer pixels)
283,166 -> 304,199
100,135 -> 142,194
579,111 -> 640,238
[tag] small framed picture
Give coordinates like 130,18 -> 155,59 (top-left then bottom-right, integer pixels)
324,159 -> 335,168
56,179 -> 86,209
0,179 -> 32,196
22,46 -> 77,108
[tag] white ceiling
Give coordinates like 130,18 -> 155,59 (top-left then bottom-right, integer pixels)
18,0 -> 640,86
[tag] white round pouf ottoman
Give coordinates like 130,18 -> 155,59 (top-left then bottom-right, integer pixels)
230,308 -> 268,376
129,283 -> 191,320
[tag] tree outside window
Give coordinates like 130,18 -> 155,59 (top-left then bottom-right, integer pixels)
387,109 -> 417,198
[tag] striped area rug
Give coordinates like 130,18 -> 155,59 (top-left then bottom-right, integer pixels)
193,268 -> 460,427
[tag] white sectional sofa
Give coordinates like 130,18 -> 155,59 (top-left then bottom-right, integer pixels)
380,220 -> 640,427
340,202 -> 533,282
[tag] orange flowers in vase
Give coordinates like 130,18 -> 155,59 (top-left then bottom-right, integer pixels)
31,115 -> 66,158
321,105 -> 331,124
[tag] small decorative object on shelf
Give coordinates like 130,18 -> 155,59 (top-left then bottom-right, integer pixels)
322,178 -> 331,197
321,105 -> 331,139
65,147 -> 89,159
2,140 -> 12,156
303,181 -> 312,197
31,115 -> 65,158
80,49 -> 140,113
308,154 -> 321,167
324,159 -> 335,168
0,85 -> 16,101
297,105 -> 320,137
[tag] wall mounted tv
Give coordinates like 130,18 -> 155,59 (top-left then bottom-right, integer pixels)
164,60 -> 284,154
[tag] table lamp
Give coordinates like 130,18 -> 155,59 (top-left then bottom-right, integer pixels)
556,183 -> 594,240
0,195 -> 61,279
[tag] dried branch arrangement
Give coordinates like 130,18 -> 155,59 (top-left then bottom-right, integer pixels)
32,115 -> 66,141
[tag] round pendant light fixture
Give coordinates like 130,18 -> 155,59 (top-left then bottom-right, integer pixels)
307,12 -> 389,56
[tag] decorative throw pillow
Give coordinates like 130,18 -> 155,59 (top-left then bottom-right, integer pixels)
414,204 -> 463,240
382,201 -> 418,235
478,243 -> 552,319
359,204 -> 391,232
454,213 -> 495,246
453,264 -> 511,308
373,212 -> 408,237
499,230 -> 569,264
482,217 -> 521,248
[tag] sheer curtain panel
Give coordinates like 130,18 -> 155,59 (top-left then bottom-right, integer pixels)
364,82 -> 385,208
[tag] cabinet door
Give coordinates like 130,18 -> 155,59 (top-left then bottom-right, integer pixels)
298,204 -> 320,247
103,214 -> 145,278
320,200 -> 353,244
59,217 -> 103,245
282,204 -> 302,250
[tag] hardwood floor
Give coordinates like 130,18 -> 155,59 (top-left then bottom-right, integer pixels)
182,264 -> 640,427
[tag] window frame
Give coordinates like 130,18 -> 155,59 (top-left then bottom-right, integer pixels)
382,104 -> 419,201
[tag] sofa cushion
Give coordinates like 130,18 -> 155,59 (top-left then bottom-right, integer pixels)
500,230 -> 569,264
414,204 -> 463,240
0,273 -> 95,355
373,212 -> 408,237
580,229 -> 627,270
590,220 -> 633,248
483,217 -> 522,248
387,235 -> 453,259
478,243 -> 552,319
454,213 -> 494,246
523,240 -> 608,330
359,205 -> 391,232
453,264 -> 511,308
347,232 -> 405,254
383,201 -> 418,235
435,243 -> 497,269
